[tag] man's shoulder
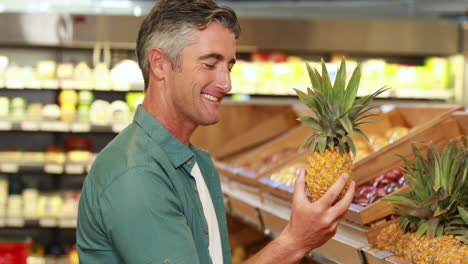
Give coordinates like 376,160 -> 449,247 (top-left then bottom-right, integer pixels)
84,122 -> 171,196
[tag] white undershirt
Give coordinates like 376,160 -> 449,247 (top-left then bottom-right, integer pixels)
191,162 -> 223,264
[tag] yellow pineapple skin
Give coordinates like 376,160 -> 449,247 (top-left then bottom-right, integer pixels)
305,147 -> 353,202
377,223 -> 468,264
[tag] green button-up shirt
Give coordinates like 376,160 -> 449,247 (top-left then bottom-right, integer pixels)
77,105 -> 231,264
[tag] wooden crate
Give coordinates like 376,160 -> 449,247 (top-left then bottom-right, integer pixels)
349,114 -> 464,225
257,105 -> 463,227
215,124 -> 310,187
362,247 -> 412,264
312,238 -> 364,264
229,196 -> 261,227
260,210 -> 288,234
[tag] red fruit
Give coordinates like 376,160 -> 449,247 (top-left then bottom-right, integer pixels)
398,176 -> 407,186
379,178 -> 391,187
377,187 -> 387,197
368,195 -> 378,205
371,175 -> 385,187
384,171 -> 399,181
359,186 -> 377,198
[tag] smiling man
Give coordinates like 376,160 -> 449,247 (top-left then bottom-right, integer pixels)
77,1 -> 355,263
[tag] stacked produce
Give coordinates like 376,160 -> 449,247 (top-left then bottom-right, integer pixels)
377,139 -> 468,263
353,167 -> 407,207
294,58 -> 387,201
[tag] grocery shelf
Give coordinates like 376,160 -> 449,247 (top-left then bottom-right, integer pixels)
0,161 -> 90,175
223,90 -> 453,105
221,181 -> 413,264
0,218 -> 76,229
0,85 -> 143,92
0,120 -> 128,133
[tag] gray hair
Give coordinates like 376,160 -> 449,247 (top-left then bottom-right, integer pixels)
136,0 -> 241,91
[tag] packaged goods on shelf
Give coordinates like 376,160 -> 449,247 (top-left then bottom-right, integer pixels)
0,56 -> 8,88
229,53 -> 453,99
110,60 -> 144,91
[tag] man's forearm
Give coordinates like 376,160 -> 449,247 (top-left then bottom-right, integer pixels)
244,227 -> 309,264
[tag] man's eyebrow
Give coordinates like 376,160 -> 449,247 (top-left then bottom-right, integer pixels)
198,53 -> 236,64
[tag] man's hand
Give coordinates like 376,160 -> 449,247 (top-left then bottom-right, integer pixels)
244,168 -> 355,264
278,167 -> 355,256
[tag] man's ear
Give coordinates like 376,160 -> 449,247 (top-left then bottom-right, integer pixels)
148,48 -> 169,80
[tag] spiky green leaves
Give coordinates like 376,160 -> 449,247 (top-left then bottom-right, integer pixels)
294,58 -> 389,156
382,138 -> 468,244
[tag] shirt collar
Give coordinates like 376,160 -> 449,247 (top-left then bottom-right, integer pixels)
134,105 -> 194,168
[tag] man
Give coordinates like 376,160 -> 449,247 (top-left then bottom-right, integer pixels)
77,0 -> 355,263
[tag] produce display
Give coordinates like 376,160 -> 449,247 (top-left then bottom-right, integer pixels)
294,58 -> 387,201
353,167 -> 407,207
0,175 -> 80,222
268,162 -> 303,187
0,57 -> 144,91
377,139 -> 468,263
0,92 -> 144,126
236,147 -> 297,174
229,53 -> 451,97
0,136 -> 96,165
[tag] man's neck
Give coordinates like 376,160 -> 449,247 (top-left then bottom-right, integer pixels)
142,91 -> 196,146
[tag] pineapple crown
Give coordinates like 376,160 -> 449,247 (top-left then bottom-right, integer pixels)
294,58 -> 388,156
382,138 -> 468,244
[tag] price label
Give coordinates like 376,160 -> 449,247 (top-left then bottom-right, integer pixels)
40,121 -> 69,132
58,218 -> 77,228
70,122 -> 91,133
0,120 -> 12,131
21,121 -> 39,131
7,217 -> 24,227
1,163 -> 18,173
44,163 -> 63,174
65,164 -> 85,175
112,123 -> 127,133
40,218 -> 57,227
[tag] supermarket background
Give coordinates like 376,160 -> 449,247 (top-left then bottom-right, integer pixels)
0,0 -> 467,263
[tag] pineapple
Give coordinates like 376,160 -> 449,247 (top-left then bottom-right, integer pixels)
294,59 -> 387,201
377,139 -> 468,263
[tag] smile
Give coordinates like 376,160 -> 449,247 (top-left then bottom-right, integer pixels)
201,93 -> 220,102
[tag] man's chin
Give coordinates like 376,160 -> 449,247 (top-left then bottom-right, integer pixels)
198,118 -> 220,126
197,114 -> 220,126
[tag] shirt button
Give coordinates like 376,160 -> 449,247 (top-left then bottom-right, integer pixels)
204,227 -> 209,234
186,159 -> 192,165
194,186 -> 198,192
164,260 -> 170,264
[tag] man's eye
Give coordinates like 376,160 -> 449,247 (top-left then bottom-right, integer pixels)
203,63 -> 215,69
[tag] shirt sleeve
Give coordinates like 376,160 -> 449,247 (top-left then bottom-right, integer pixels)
99,165 -> 200,264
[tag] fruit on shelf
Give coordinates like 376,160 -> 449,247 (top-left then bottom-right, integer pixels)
294,58 -> 388,201
377,139 -> 467,263
353,167 -> 406,207
269,162 -> 303,187
386,126 -> 409,143
237,147 -> 297,174
368,134 -> 389,152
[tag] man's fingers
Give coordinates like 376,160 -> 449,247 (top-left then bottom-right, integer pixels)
330,181 -> 355,217
318,173 -> 349,206
293,167 -> 306,203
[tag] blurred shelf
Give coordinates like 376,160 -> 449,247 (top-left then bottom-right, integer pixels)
0,161 -> 91,175
0,85 -> 143,92
223,89 -> 454,105
0,217 -> 76,228
0,120 -> 128,133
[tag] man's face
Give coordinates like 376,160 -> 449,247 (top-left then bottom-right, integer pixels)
166,22 -> 236,126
